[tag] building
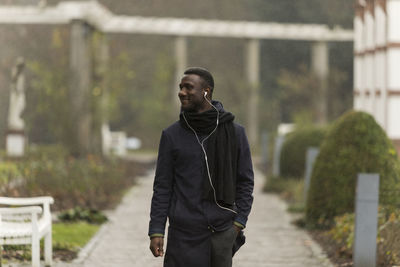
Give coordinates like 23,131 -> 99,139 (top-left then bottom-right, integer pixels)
354,0 -> 400,153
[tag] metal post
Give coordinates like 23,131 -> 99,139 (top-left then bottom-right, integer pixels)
303,147 -> 319,202
174,36 -> 187,114
353,173 -> 380,267
246,39 -> 260,147
272,135 -> 285,177
261,131 -> 269,167
311,41 -> 329,124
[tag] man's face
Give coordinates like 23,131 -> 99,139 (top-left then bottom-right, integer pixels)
178,74 -> 207,113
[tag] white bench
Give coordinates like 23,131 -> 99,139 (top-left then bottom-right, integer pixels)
0,196 -> 54,267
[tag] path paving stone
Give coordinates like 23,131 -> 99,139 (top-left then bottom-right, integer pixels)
4,166 -> 333,267
233,168 -> 333,267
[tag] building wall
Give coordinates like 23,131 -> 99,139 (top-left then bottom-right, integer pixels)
354,0 -> 400,154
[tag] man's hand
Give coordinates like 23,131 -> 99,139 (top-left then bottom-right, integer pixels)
150,237 -> 164,257
233,224 -> 241,234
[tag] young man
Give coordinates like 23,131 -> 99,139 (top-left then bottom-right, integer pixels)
149,67 -> 254,267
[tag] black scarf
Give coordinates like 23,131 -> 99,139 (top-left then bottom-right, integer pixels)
179,104 -> 238,207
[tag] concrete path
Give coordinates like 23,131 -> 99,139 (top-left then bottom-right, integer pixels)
75,167 -> 332,267
233,168 -> 333,267
3,167 -> 333,267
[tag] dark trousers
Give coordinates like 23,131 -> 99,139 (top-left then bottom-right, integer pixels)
164,225 -> 238,267
210,226 -> 237,267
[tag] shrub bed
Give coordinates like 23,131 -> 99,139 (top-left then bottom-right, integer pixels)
0,145 -> 153,211
319,210 -> 400,266
0,145 -> 154,264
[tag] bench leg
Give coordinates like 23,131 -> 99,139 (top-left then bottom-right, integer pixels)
44,229 -> 52,266
32,236 -> 40,267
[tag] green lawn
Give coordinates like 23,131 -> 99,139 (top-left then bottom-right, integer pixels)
1,222 -> 100,264
52,222 -> 100,250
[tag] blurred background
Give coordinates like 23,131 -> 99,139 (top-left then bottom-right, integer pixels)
0,0 -> 354,153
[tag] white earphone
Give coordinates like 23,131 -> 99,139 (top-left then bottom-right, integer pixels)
204,91 -> 208,96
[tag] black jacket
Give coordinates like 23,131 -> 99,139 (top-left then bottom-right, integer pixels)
148,104 -> 254,266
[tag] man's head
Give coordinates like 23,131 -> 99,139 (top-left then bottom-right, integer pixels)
178,67 -> 214,113
184,67 -> 214,95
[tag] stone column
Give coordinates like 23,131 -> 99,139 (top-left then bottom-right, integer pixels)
174,36 -> 187,114
246,39 -> 260,147
311,41 -> 329,124
69,19 -> 93,156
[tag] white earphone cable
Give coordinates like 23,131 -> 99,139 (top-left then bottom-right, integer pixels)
182,95 -> 237,214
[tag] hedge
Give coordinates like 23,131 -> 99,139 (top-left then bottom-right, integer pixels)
279,127 -> 326,179
306,111 -> 400,227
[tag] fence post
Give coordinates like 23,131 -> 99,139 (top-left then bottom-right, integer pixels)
353,173 -> 380,267
303,147 -> 319,202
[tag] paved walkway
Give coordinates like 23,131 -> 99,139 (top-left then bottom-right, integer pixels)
4,167 -> 333,267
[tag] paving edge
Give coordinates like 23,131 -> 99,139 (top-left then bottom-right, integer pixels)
71,170 -> 155,265
72,222 -> 110,264
307,235 -> 335,267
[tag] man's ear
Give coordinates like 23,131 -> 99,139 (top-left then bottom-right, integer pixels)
204,88 -> 211,98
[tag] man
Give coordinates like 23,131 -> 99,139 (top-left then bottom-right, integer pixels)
149,67 -> 254,267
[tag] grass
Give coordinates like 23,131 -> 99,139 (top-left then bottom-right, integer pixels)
1,222 -> 100,264
52,222 -> 100,250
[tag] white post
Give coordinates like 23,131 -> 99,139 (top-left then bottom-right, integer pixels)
44,224 -> 52,266
272,135 -> 285,177
303,147 -> 319,202
43,202 -> 52,266
353,173 -> 379,267
272,124 -> 294,177
246,39 -> 260,147
31,212 -> 40,267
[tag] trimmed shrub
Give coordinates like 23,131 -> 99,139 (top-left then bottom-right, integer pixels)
306,111 -> 400,227
279,127 -> 326,179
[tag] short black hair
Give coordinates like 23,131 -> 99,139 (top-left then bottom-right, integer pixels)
184,67 -> 214,93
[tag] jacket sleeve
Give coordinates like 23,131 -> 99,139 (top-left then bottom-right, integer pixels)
234,126 -> 254,227
148,130 -> 174,236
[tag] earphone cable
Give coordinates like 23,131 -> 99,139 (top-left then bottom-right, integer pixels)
181,99 -> 237,214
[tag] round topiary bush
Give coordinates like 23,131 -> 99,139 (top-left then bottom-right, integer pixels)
306,111 -> 400,227
279,127 -> 326,179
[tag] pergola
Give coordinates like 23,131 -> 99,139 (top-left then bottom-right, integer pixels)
0,1 -> 353,149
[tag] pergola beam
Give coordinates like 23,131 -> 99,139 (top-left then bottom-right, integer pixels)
0,2 -> 353,42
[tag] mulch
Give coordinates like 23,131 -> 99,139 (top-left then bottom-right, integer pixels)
1,248 -> 77,263
308,229 -> 353,267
